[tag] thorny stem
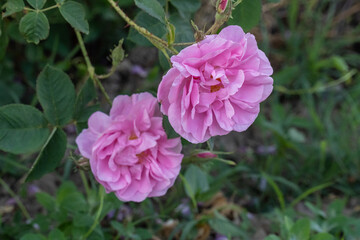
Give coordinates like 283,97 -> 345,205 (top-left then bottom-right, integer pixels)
82,186 -> 105,240
107,0 -> 178,55
173,42 -> 196,46
0,177 -> 31,220
75,30 -> 112,106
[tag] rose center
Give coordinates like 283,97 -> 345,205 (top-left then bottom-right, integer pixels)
210,78 -> 224,93
136,151 -> 149,164
129,132 -> 138,140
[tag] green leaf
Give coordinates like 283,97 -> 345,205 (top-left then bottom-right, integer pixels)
128,11 -> 166,46
312,233 -> 334,240
184,165 -> 209,198
59,191 -> 87,213
134,0 -> 166,23
265,235 -> 281,240
74,79 -> 98,122
26,0 -> 46,9
19,12 -> 50,44
208,212 -> 246,238
0,104 -> 49,154
59,1 -> 89,34
49,229 -> 66,240
170,0 -> 201,14
111,39 -> 125,67
20,233 -> 46,240
26,128 -> 67,181
290,218 -> 310,240
37,65 -> 76,126
36,192 -> 56,212
228,0 -> 262,32
3,0 -> 25,17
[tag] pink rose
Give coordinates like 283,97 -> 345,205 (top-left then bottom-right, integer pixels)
76,93 -> 183,202
158,25 -> 273,143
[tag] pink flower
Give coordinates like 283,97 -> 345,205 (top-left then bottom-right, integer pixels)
158,25 -> 273,143
76,93 -> 183,202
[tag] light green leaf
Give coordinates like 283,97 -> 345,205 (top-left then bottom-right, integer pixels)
48,229 -> 66,240
111,39 -> 125,67
59,1 -> 89,34
135,0 -> 165,23
3,0 -> 25,17
0,104 -> 49,154
184,165 -> 209,197
265,235 -> 281,240
312,233 -> 334,240
37,65 -> 76,126
36,192 -> 56,212
170,0 -> 201,14
26,128 -> 67,181
19,11 -> 50,44
208,212 -> 246,238
20,233 -> 47,240
228,0 -> 262,32
26,0 -> 46,9
290,218 -> 310,240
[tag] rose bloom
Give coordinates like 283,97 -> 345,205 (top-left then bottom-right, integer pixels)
76,93 -> 183,202
158,25 -> 273,143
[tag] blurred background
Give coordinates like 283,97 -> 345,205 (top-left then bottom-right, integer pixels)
0,0 -> 359,239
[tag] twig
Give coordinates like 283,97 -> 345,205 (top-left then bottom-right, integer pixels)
0,177 -> 31,220
75,30 -> 112,106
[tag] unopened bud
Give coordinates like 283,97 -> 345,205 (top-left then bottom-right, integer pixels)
76,157 -> 90,171
196,152 -> 217,159
217,0 -> 229,13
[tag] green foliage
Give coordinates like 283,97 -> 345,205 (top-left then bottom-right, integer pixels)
26,0 -> 46,9
26,128 -> 67,181
59,1 -> 89,34
0,104 -> 49,154
134,0 -> 166,24
36,65 -> 76,126
3,0 -> 25,17
228,0 -> 262,32
184,164 -> 209,199
19,12 -> 50,44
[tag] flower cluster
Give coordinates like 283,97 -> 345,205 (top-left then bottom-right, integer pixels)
76,26 -> 273,202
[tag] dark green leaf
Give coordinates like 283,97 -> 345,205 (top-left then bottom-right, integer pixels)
135,0 -> 165,23
19,12 -> 50,44
26,128 -> 67,181
74,79 -> 97,122
170,13 -> 194,44
227,0 -> 262,32
0,104 -> 49,154
49,229 -> 66,240
184,164 -> 209,198
36,192 -> 56,212
170,0 -> 200,14
26,0 -> 46,9
290,218 -> 310,240
128,11 -> 166,46
59,1 -> 89,34
3,0 -> 25,17
0,19 -> 9,60
37,65 -> 76,126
